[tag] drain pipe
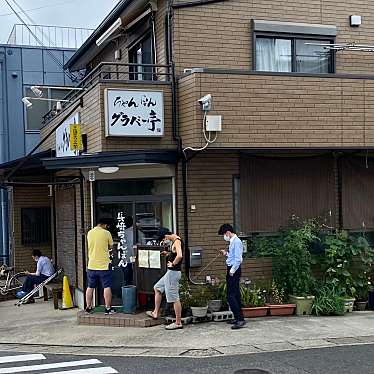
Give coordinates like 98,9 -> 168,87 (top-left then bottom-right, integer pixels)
167,2 -> 191,279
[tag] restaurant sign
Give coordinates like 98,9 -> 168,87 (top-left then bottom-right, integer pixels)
56,112 -> 80,157
105,89 -> 164,137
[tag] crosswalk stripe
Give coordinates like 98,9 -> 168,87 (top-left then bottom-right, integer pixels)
43,367 -> 118,374
0,359 -> 101,373
0,355 -> 45,364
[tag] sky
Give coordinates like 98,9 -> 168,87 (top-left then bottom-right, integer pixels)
0,0 -> 119,43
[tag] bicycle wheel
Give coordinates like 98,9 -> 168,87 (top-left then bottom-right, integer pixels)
8,272 -> 26,292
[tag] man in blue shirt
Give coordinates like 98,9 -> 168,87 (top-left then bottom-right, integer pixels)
16,249 -> 55,301
218,223 -> 245,329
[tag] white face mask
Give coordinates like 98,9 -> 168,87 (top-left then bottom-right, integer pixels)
223,235 -> 230,242
162,239 -> 172,246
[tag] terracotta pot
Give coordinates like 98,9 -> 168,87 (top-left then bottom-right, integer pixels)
241,306 -> 269,318
266,303 -> 296,316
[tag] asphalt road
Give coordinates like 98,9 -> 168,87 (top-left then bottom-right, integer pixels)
0,344 -> 373,374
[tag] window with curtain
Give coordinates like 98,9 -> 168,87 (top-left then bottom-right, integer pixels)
255,36 -> 333,74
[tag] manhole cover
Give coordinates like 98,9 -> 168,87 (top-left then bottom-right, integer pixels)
235,370 -> 270,374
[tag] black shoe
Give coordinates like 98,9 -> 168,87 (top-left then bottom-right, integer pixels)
85,306 -> 94,314
105,307 -> 116,315
231,320 -> 246,330
226,319 -> 237,325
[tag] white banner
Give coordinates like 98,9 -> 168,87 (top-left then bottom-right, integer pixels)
105,89 -> 164,137
55,112 -> 80,157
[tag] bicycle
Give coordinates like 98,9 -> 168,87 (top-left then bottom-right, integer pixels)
0,265 -> 26,295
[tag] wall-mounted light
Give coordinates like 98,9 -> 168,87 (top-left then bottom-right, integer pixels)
31,86 -> 43,97
98,166 -> 119,174
30,85 -> 85,98
350,15 -> 362,27
21,96 -> 71,109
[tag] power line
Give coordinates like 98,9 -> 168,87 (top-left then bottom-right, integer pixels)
3,0 -> 78,82
0,1 -> 76,17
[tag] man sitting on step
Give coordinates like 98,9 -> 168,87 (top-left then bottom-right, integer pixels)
16,249 -> 55,302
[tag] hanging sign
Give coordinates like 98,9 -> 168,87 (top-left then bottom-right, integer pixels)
105,89 -> 164,137
69,124 -> 82,151
116,212 -> 128,268
56,112 -> 80,157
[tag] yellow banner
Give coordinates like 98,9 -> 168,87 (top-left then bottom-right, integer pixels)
70,124 -> 82,151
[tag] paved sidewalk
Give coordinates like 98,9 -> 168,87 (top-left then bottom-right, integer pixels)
1,299 -> 374,357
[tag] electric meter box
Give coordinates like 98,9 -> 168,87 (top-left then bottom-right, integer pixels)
189,247 -> 203,268
205,115 -> 222,132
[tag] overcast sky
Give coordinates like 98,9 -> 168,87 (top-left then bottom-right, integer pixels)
0,0 -> 119,43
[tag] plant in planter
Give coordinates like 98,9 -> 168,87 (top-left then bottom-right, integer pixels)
311,283 -> 345,316
189,285 -> 210,318
207,278 -> 223,312
273,217 -> 317,315
265,280 -> 296,316
240,281 -> 269,318
179,274 -> 193,317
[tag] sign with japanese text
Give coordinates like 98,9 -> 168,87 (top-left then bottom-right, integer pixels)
56,112 -> 80,157
69,124 -> 82,151
116,212 -> 128,268
105,89 -> 164,137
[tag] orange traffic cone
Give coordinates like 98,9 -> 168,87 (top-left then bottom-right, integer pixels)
61,275 -> 74,309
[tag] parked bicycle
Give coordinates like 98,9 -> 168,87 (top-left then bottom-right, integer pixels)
0,265 -> 26,295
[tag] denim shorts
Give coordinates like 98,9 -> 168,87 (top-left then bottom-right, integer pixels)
154,270 -> 181,303
87,269 -> 113,289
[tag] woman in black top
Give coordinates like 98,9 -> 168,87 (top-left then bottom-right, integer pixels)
147,227 -> 183,330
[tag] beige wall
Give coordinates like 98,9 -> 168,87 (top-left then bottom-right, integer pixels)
172,0 -> 374,75
179,72 -> 374,149
176,151 -> 272,281
11,186 -> 52,272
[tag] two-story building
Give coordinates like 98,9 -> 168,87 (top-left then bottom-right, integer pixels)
3,0 -> 374,308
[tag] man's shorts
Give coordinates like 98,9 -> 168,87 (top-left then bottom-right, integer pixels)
154,270 -> 181,303
87,269 -> 113,289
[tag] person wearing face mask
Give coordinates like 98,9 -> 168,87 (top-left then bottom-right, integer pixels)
218,223 -> 245,329
146,227 -> 183,330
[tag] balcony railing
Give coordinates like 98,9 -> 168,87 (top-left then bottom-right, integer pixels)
42,62 -> 172,124
7,24 -> 94,49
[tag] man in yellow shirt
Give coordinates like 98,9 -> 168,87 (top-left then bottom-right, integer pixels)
85,219 -> 115,315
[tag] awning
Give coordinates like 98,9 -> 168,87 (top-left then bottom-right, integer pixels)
42,150 -> 179,170
0,150 -> 54,177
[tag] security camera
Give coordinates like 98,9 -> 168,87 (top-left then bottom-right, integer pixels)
198,94 -> 212,111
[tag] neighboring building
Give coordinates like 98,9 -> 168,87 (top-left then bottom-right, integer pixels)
0,24 -> 92,268
2,1 -> 374,307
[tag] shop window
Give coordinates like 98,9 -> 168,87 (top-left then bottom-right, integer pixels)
129,33 -> 155,80
255,36 -> 334,74
21,207 -> 51,246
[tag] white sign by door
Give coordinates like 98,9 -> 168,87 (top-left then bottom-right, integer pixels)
56,112 -> 80,157
105,89 -> 164,137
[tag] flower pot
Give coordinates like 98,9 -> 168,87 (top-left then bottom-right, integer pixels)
190,306 -> 208,318
343,298 -> 355,313
208,299 -> 222,312
356,301 -> 367,311
241,306 -> 269,318
266,304 -> 296,316
289,295 -> 315,316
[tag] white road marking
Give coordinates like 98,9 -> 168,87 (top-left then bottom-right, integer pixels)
43,367 -> 118,374
0,355 -> 45,364
0,359 -> 101,373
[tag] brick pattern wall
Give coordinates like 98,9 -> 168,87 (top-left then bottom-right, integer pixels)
173,0 -> 374,75
176,151 -> 272,282
179,72 -> 374,148
11,186 -> 52,272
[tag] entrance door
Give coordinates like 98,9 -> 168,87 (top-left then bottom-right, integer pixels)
96,202 -> 133,306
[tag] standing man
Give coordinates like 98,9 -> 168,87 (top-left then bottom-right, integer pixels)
16,249 -> 55,301
86,219 -> 116,315
147,227 -> 183,330
218,223 -> 245,329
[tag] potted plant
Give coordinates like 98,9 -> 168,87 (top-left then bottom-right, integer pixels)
240,281 -> 269,318
179,274 -> 193,317
190,285 -> 209,318
273,217 -> 317,316
207,278 -> 223,312
311,283 -> 346,316
265,280 -> 296,316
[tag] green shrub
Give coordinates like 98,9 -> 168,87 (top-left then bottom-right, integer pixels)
311,284 -> 345,316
